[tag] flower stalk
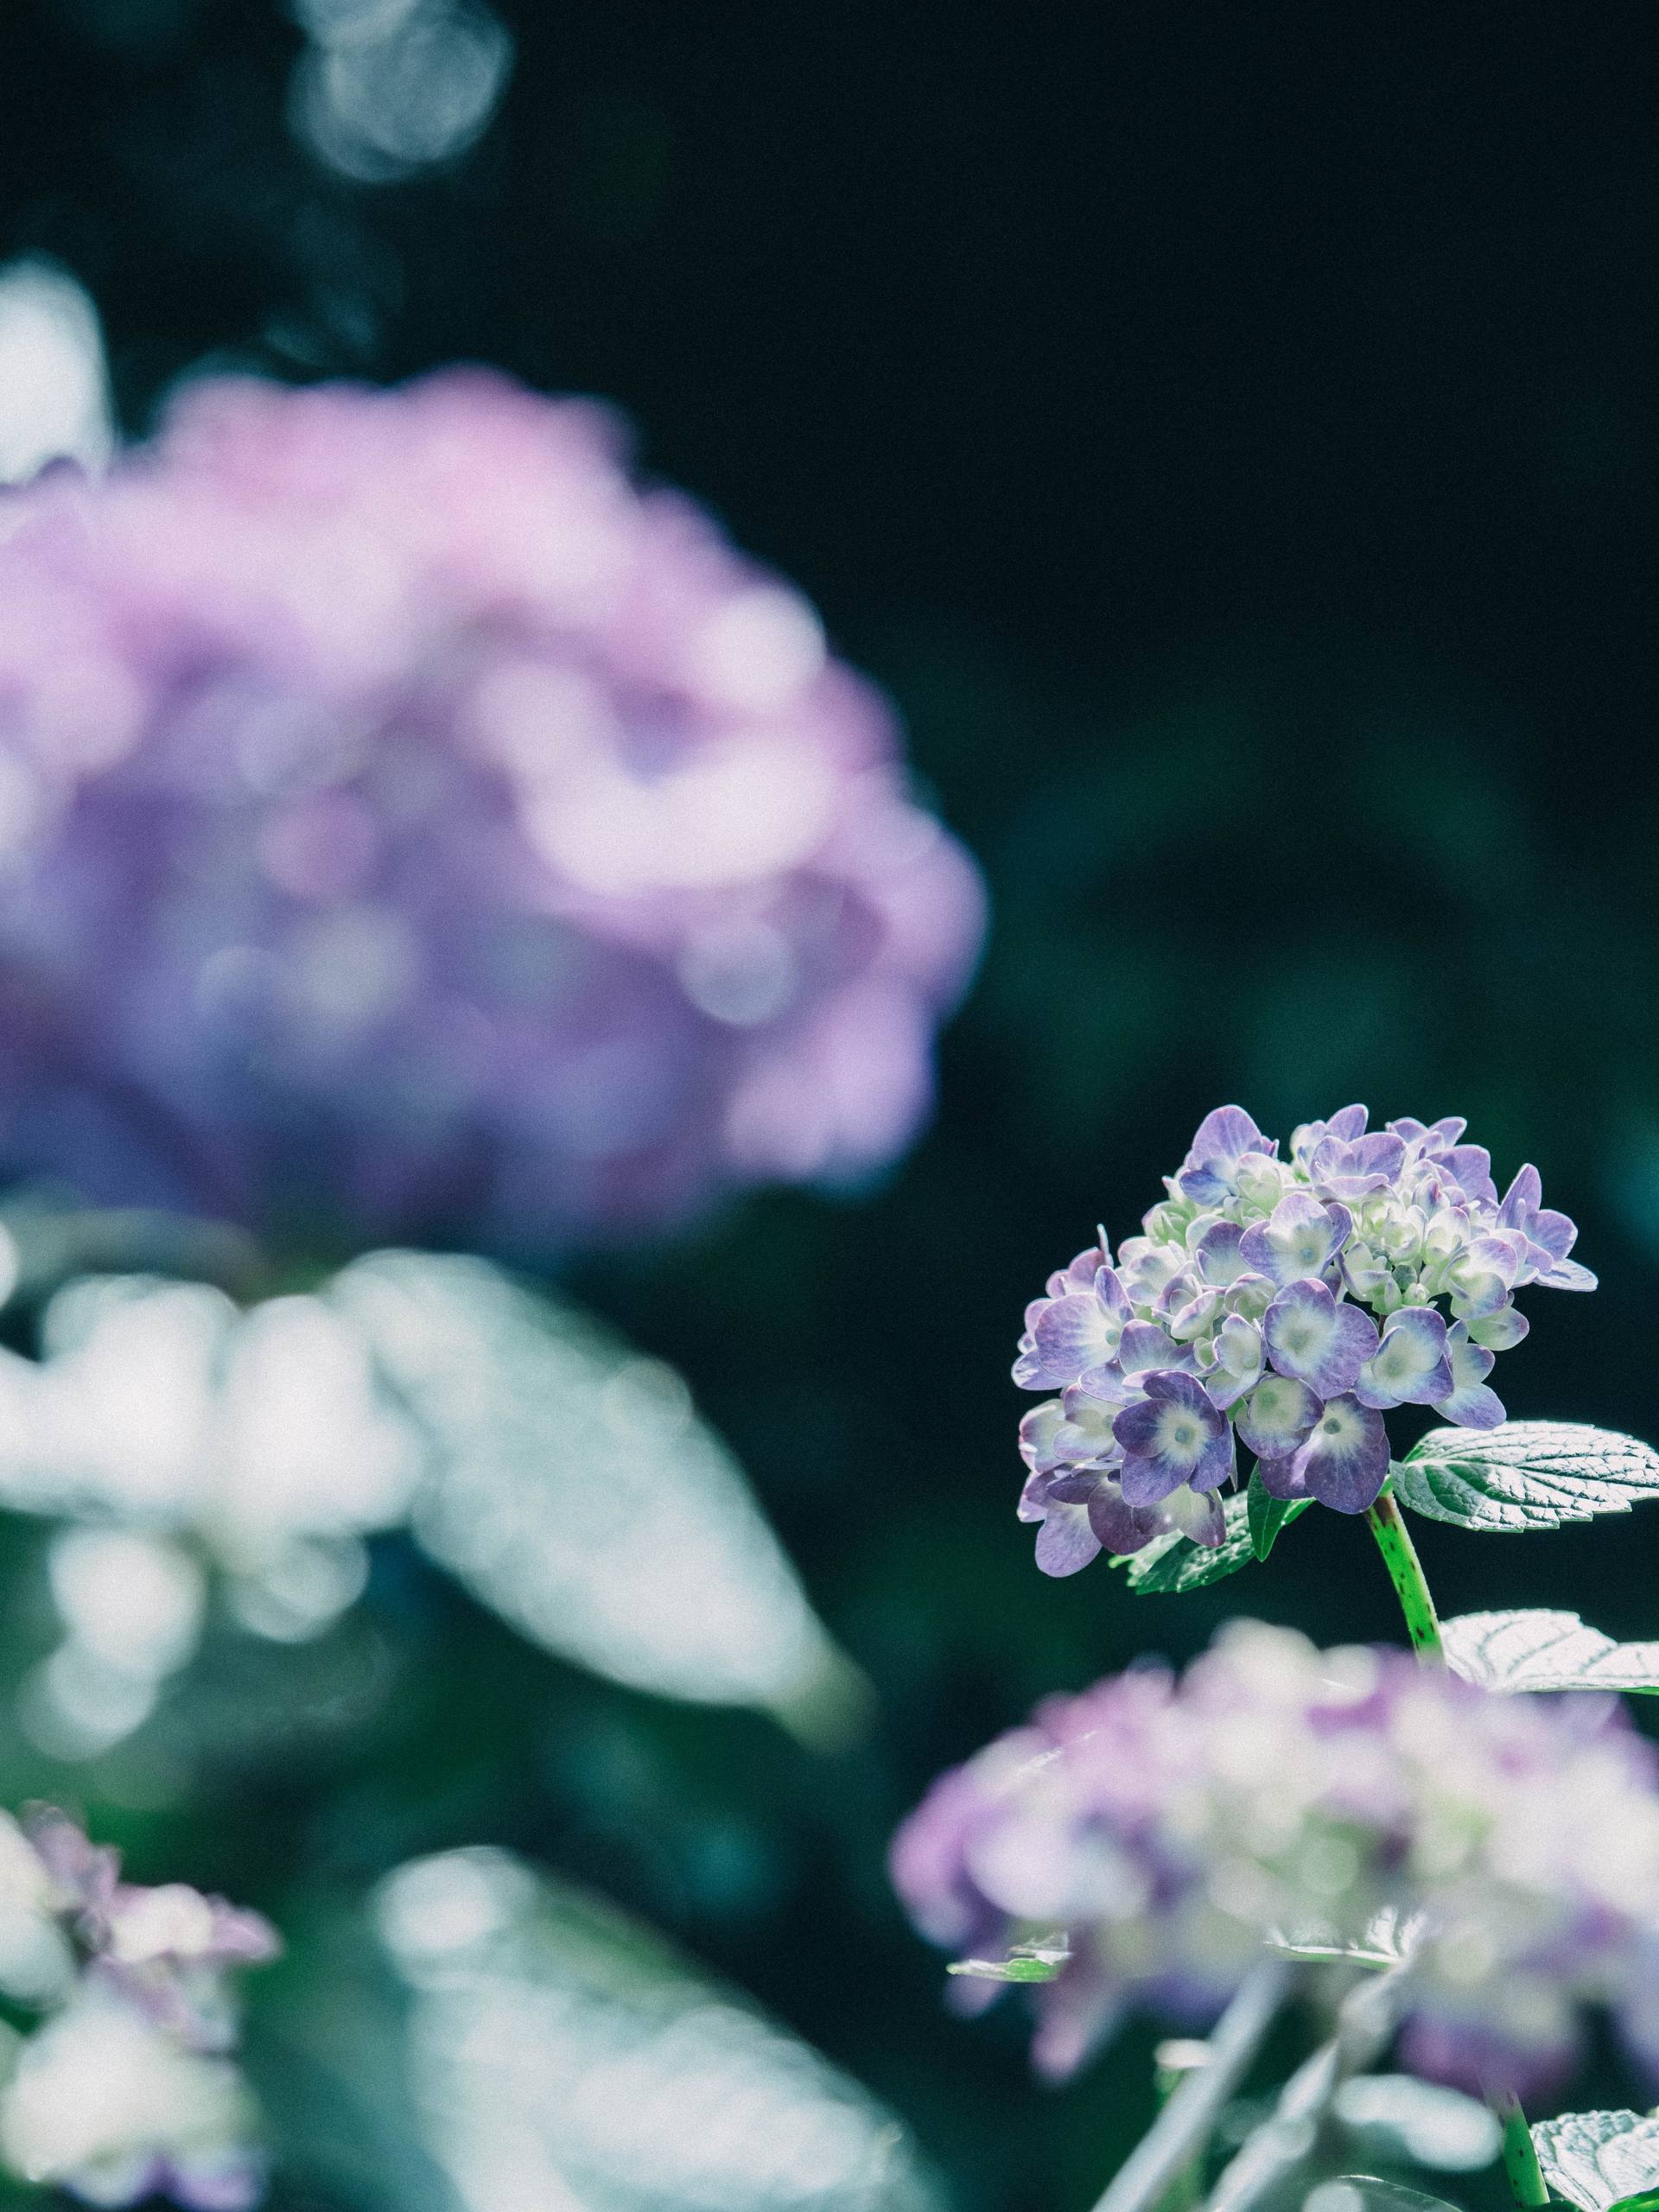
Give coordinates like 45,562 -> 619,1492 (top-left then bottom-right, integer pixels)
1088,1964 -> 1294,2212
1364,1490 -> 1445,1662
1496,2091 -> 1550,2209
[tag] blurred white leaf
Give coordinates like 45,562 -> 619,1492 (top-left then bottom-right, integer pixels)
1332,2075 -> 1502,2172
0,1248 -> 861,1743
367,1847 -> 943,2212
0,259 -> 111,486
330,1251 -> 866,1736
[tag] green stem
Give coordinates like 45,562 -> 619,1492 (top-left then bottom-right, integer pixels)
1090,1964 -> 1294,2212
1364,1491 -> 1445,1662
1495,2091 -> 1550,2208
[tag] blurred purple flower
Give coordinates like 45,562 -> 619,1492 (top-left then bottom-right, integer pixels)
892,1621 -> 1659,2101
0,372 -> 984,1244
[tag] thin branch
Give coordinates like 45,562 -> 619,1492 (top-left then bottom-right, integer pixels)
1088,1962 -> 1295,2212
1203,1962 -> 1413,2212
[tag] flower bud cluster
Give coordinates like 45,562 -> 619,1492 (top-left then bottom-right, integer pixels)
1014,1105 -> 1592,1571
891,1623 -> 1659,2099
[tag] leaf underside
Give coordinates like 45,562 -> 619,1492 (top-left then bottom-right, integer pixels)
1391,1421 -> 1659,1534
1531,2110 -> 1659,2212
1443,1609 -> 1659,1696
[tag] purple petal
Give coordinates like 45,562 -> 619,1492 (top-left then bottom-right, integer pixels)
1117,1319 -> 1190,1375
1441,1381 -> 1505,1428
1254,1452 -> 1310,1502
1238,1192 -> 1351,1287
1019,1401 -> 1067,1472
1086,1481 -> 1170,1555
1178,1105 -> 1274,1201
1441,1323 -> 1506,1428
1045,1470 -> 1103,1503
1293,1392 -> 1389,1513
1236,1373 -> 1321,1459
1327,1103 -> 1370,1141
1016,1470 -> 1051,1522
1033,1293 -> 1121,1382
1351,1306 -> 1452,1410
1034,1503 -> 1103,1576
1498,1163 -> 1543,1230
1442,1143 -> 1497,1205
1310,1130 -> 1406,1198
1118,1450 -> 1187,1506
1262,1280 -> 1378,1395
1467,1304 -> 1529,1351
1195,1220 -> 1248,1287
1163,1485 -> 1227,1546
1540,1256 -> 1598,1292
1186,1104 -> 1268,1167
1528,1207 -> 1577,1262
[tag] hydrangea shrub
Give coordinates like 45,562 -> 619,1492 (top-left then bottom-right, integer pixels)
899,1101 -> 1659,2212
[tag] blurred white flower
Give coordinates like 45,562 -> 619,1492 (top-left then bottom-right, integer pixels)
0,1984 -> 264,2209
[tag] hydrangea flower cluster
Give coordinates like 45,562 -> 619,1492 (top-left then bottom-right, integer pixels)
0,372 -> 983,1245
0,1806 -> 277,2208
1015,1105 -> 1592,1571
891,1622 -> 1659,2100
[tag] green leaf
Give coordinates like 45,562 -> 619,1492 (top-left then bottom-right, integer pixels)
1333,2076 -> 1502,2172
1531,2111 -> 1659,2212
1608,2196 -> 1659,2212
1247,1465 -> 1298,1560
1117,1487 -> 1310,1594
947,1955 -> 1064,1984
1391,1422 -> 1659,1534
1443,1610 -> 1659,1695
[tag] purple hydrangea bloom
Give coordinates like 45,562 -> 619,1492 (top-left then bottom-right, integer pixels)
1012,1103 -> 1592,1561
0,373 -> 984,1246
892,1621 -> 1659,2101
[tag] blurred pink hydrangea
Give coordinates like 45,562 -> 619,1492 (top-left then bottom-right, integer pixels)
0,372 -> 984,1243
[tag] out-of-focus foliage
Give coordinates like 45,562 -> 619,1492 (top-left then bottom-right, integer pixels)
257,1846 -> 941,2212
332,1251 -> 862,1732
1,6 -> 1658,2212
0,1249 -> 858,1756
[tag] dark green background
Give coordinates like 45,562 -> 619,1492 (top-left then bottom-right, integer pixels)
3,5 -> 1659,2208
